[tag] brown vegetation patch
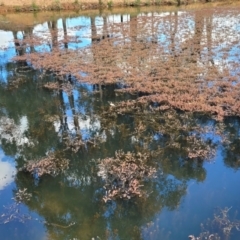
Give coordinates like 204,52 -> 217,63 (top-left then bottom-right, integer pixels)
43,81 -> 73,95
19,152 -> 69,177
63,134 -> 97,152
13,8 -> 240,120
101,102 -> 217,163
189,207 -> 240,240
14,188 -> 32,203
97,150 -> 156,202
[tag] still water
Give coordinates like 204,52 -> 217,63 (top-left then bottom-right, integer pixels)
0,6 -> 240,240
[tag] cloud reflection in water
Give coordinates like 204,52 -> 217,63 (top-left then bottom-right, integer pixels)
0,151 -> 16,191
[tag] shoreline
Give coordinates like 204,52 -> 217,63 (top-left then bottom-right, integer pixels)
0,0 -> 238,13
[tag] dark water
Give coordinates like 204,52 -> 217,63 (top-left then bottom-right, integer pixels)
0,7 -> 240,240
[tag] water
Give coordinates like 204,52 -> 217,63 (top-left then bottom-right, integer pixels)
0,6 -> 240,240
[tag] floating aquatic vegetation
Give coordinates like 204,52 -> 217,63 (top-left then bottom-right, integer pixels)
43,114 -> 60,123
0,203 -> 32,224
43,82 -> 60,91
0,188 -> 32,225
43,81 -> 73,96
12,9 -> 240,120
63,133 -> 97,153
188,233 -> 220,240
19,152 -> 69,177
7,77 -> 26,90
189,207 -> 240,240
1,191 -> 75,227
63,134 -> 87,153
13,188 -> 32,203
213,207 -> 240,238
186,134 -> 216,161
97,150 -> 156,202
101,104 -> 218,162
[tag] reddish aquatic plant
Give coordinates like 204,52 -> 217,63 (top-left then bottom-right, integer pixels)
97,150 -> 156,202
12,8 -> 240,120
20,152 -> 69,177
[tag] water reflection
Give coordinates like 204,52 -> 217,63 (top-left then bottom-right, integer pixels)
0,116 -> 32,147
0,150 -> 15,190
0,7 -> 240,240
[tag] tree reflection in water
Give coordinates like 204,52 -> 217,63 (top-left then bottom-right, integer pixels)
0,7 -> 240,240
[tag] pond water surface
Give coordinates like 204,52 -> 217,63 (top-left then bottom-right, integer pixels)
0,6 -> 240,240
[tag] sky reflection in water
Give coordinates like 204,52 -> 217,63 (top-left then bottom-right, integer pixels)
0,8 -> 240,240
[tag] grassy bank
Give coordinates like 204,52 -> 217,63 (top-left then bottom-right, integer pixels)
0,0 -> 237,13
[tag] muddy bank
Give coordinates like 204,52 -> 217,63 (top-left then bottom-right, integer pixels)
0,0 -> 237,13
0,6 -> 184,31
0,3 -> 238,29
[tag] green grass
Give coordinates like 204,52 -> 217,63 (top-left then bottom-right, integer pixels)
53,0 -> 61,10
32,1 -> 39,11
135,0 -> 141,5
107,0 -> 113,7
15,6 -> 21,12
